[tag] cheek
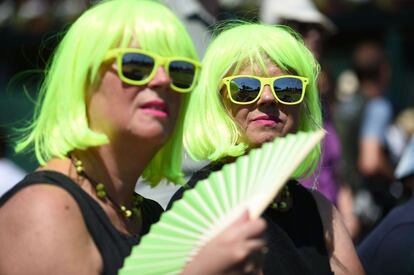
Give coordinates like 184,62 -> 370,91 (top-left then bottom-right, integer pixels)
282,105 -> 302,133
88,72 -> 137,132
232,108 -> 249,129
87,92 -> 115,134
223,95 -> 250,128
170,93 -> 183,119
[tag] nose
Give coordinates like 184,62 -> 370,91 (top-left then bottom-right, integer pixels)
148,66 -> 171,89
257,84 -> 276,105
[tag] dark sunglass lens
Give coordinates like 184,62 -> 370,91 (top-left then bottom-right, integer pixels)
169,61 -> 196,89
121,53 -> 154,81
230,77 -> 261,102
273,77 -> 303,103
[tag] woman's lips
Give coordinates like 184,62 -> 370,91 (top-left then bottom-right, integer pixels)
251,115 -> 282,126
140,100 -> 168,118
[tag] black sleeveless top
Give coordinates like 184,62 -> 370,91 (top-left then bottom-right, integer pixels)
168,163 -> 333,275
0,170 -> 163,275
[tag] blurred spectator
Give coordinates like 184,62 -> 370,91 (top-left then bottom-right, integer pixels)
357,135 -> 414,275
355,41 -> 394,181
260,0 -> 343,205
0,128 -> 26,197
0,0 -> 14,26
337,41 -> 397,242
334,68 -> 366,239
51,0 -> 88,23
386,108 -> 414,166
355,41 -> 396,231
13,0 -> 55,33
161,0 -> 217,58
260,0 -> 336,60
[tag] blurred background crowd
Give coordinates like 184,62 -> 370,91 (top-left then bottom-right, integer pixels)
1,0 -> 413,251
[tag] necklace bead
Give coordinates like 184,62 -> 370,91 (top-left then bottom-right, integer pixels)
270,185 -> 292,210
71,156 -> 142,220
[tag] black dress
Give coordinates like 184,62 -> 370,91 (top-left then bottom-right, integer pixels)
0,170 -> 163,275
167,162 -> 333,275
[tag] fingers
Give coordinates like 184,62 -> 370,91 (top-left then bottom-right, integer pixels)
240,217 -> 267,239
227,210 -> 267,241
226,221 -> 266,243
223,226 -> 267,274
182,210 -> 268,275
231,209 -> 250,225
222,211 -> 267,262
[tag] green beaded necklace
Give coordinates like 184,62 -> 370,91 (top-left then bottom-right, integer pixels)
270,185 -> 292,211
72,157 -> 143,219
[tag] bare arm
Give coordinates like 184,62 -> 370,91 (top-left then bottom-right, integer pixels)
336,185 -> 361,240
0,184 -> 102,275
358,138 -> 394,180
312,191 -> 365,275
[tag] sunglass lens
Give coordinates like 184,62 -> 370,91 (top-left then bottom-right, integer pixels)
121,53 -> 155,82
229,77 -> 261,103
169,61 -> 196,89
273,77 -> 303,103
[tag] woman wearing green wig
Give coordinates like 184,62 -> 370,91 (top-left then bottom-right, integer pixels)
0,1 -> 268,274
168,23 -> 365,274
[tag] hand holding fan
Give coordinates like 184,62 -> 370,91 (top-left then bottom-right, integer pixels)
121,130 -> 325,275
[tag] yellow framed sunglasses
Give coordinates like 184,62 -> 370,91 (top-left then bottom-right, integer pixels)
221,75 -> 309,105
104,48 -> 201,93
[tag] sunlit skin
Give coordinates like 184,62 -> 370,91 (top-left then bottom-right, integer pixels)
88,55 -> 183,147
222,61 -> 302,148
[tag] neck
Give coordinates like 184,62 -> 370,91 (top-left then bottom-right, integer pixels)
360,81 -> 383,98
73,140 -> 160,207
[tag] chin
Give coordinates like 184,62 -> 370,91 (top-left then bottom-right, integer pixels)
128,125 -> 172,145
249,133 -> 281,148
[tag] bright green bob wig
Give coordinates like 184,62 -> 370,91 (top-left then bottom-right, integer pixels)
184,23 -> 322,178
16,0 -> 198,185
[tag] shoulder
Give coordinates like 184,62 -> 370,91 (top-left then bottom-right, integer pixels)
368,97 -> 392,109
311,191 -> 364,275
359,199 -> 414,256
310,191 -> 335,238
358,211 -> 414,274
363,97 -> 392,120
0,184 -> 101,274
310,190 -> 346,244
1,183 -> 83,220
384,198 -> 414,223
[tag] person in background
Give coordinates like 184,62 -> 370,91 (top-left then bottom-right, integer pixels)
260,0 -> 336,61
386,108 -> 414,172
0,1 -> 266,274
333,68 -> 366,240
352,41 -> 396,241
357,135 -> 414,274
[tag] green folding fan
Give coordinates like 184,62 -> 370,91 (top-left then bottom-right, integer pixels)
121,130 -> 325,275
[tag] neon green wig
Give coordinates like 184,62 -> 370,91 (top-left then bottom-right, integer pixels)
16,0 -> 198,185
184,23 -> 322,178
